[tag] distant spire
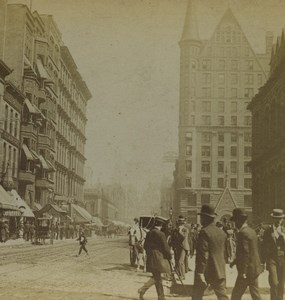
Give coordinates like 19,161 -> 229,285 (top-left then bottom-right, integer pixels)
181,0 -> 199,42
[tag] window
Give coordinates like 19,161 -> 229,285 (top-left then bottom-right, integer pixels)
9,109 -> 13,134
244,132 -> 252,142
4,105 -> 8,131
244,162 -> 251,173
231,161 -> 237,173
244,88 -> 254,98
218,133 -> 224,142
190,101 -> 195,112
244,195 -> 252,207
231,73 -> 238,84
231,146 -> 237,156
186,160 -> 192,172
202,115 -> 211,126
231,116 -> 237,126
218,101 -> 225,113
246,60 -> 253,70
201,178 -> 210,188
188,193 -> 197,206
190,115 -> 195,125
201,146 -> 211,157
244,116 -> 252,126
230,178 -> 237,189
185,132 -> 192,141
202,132 -> 211,143
202,101 -> 211,112
219,59 -> 225,69
244,147 -> 251,157
231,88 -> 237,98
201,161 -> 210,173
231,60 -> 238,70
218,178 -> 224,188
231,102 -> 237,113
186,145 -> 192,155
218,88 -> 225,98
14,113 -> 18,138
245,74 -> 254,84
191,61 -> 196,69
201,194 -> 210,205
218,161 -> 224,173
202,73 -> 211,84
218,116 -> 225,126
185,178 -> 192,188
244,178 -> 252,189
202,87 -> 211,98
218,146 -> 224,157
231,132 -> 237,142
202,60 -> 211,70
218,74 -> 225,84
257,74 -> 262,85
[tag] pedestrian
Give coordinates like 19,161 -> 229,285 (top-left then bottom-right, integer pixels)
192,204 -> 229,300
76,232 -> 88,256
261,208 -> 285,300
138,216 -> 172,300
30,222 -> 35,244
230,208 -> 263,300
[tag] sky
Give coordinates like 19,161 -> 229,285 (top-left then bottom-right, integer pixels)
7,0 -> 285,189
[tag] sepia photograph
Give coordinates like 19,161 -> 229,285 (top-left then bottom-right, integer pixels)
1,0 -> 285,299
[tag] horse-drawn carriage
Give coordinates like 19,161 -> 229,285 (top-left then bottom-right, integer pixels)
128,215 -> 169,268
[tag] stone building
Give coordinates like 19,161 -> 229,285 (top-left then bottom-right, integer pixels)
175,0 -> 271,223
249,30 -> 285,223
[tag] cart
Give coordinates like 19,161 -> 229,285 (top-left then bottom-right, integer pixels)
35,217 -> 51,244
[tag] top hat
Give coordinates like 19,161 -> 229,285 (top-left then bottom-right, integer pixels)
198,204 -> 217,218
230,208 -> 248,221
270,209 -> 285,219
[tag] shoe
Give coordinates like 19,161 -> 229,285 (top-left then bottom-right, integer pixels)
138,288 -> 144,300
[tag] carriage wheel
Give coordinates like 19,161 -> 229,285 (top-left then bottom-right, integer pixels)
130,246 -> 137,266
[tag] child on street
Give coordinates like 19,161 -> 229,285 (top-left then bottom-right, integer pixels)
76,232 -> 88,256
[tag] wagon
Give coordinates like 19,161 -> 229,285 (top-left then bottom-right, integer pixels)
35,217 -> 51,243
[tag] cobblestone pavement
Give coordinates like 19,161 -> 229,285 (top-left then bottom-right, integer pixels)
0,237 -> 271,299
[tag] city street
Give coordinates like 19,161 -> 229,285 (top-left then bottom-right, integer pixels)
0,237 -> 271,300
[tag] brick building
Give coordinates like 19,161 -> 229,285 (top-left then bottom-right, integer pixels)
249,30 -> 285,223
175,1 -> 271,223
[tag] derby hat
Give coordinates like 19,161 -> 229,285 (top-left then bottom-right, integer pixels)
198,204 -> 217,218
270,208 -> 285,219
230,208 -> 247,221
177,215 -> 186,224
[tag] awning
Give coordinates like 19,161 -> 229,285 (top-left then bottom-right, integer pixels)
36,59 -> 48,79
71,204 -> 93,224
38,203 -> 67,217
46,160 -> 56,172
38,155 -> 49,170
0,185 -> 19,211
91,216 -> 103,227
22,144 -> 33,161
30,150 -> 40,161
8,189 -> 34,218
24,98 -> 36,113
33,203 -> 42,211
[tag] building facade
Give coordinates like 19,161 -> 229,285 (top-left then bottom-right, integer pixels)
249,30 -> 285,223
175,1 -> 271,223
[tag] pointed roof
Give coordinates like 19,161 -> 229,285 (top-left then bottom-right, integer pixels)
181,0 -> 199,42
215,186 -> 237,213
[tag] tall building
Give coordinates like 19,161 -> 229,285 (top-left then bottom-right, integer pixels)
175,0 -> 271,223
249,30 -> 285,223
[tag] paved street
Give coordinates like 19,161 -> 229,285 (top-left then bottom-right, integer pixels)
0,236 -> 272,300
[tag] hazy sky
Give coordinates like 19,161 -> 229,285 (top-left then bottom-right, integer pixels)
8,0 -> 285,188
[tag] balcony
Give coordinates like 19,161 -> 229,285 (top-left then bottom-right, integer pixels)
21,123 -> 38,136
18,170 -> 35,184
38,134 -> 51,146
36,178 -> 52,190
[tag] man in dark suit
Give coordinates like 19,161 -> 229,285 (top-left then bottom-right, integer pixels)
139,216 -> 172,300
192,204 -> 229,300
230,208 -> 263,300
261,208 -> 285,300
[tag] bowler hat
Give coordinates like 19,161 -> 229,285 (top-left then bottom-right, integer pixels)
230,208 -> 247,221
198,204 -> 217,218
177,215 -> 186,224
270,209 -> 285,219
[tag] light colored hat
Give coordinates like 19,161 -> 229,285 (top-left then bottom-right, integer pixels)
270,209 -> 285,219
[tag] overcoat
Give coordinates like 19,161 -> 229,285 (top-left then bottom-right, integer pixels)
235,225 -> 262,279
144,227 -> 172,274
195,222 -> 227,283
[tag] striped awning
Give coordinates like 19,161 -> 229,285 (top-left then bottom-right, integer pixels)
46,160 -> 56,172
24,98 -> 36,113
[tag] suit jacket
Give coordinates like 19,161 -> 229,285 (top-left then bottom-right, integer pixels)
144,228 -> 172,274
195,222 -> 227,282
261,225 -> 285,267
234,225 -> 262,279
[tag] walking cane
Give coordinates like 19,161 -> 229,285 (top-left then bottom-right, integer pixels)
168,260 -> 188,295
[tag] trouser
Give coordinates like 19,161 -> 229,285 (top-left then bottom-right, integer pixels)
78,244 -> 88,255
267,258 -> 285,300
152,271 -> 165,300
231,275 -> 262,300
192,278 -> 229,300
177,248 -> 186,278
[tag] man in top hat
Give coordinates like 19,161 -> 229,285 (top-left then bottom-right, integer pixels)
192,204 -> 229,300
230,208 -> 262,300
171,215 -> 190,280
141,216 -> 172,300
261,208 -> 285,300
